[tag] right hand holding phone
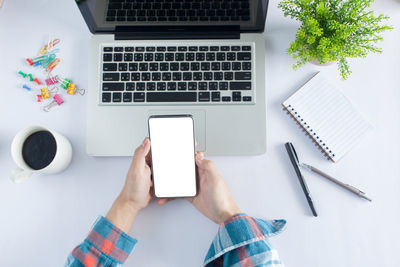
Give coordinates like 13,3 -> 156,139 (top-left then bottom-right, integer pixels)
158,152 -> 241,224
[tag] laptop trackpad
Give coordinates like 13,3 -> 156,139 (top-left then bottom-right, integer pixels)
148,109 -> 206,152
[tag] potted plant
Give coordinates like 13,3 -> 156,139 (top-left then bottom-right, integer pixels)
278,0 -> 393,79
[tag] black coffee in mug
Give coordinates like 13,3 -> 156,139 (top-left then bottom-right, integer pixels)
22,131 -> 57,170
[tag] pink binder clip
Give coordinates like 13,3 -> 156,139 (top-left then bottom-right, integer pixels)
43,93 -> 64,112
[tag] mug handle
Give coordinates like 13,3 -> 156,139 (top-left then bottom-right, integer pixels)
10,165 -> 32,183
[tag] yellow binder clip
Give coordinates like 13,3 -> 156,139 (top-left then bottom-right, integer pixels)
40,87 -> 50,99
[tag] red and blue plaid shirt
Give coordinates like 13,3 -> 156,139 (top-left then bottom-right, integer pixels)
65,213 -> 286,267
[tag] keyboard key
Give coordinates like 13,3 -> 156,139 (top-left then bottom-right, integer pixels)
178,82 -> 187,91
129,63 -> 138,71
113,92 -> 122,102
189,46 -> 198,51
136,47 -> 145,52
188,82 -> 197,90
102,92 -> 111,102
147,92 -> 197,102
103,63 -> 117,71
211,62 -> 220,71
222,96 -> 231,102
137,83 -> 145,91
167,46 -> 177,51
103,53 -> 112,62
170,63 -> 179,71
227,52 -> 236,61
124,53 -> 133,61
167,82 -> 176,91
144,53 -> 154,61
152,72 -> 161,81
224,72 -> 233,80
209,82 -> 218,90
131,73 -> 141,81
118,63 -> 128,71
214,72 -> 223,80
180,62 -> 190,71
242,46 -> 251,51
123,92 -> 132,102
134,54 -> 143,61
160,63 -> 169,71
172,72 -> 182,81
232,91 -> 241,101
104,47 -> 112,52
221,46 -> 230,51
134,92 -> 145,102
142,73 -> 151,81
149,63 -> 158,71
147,82 -> 156,91
162,72 -> 171,81
232,62 -> 241,70
126,83 -> 135,91
210,46 -> 219,51
186,53 -> 195,61
211,92 -> 221,101
103,82 -> 124,91
175,53 -> 185,61
231,46 -> 240,51
204,72 -> 213,80
199,46 -> 209,51
243,96 -> 252,102
216,53 -> 225,61
157,82 -> 166,91
146,47 -> 155,52
114,47 -> 123,52
165,53 -> 174,61
242,62 -> 251,70
125,47 -> 134,52
219,82 -> 228,90
183,72 -> 192,81
193,72 -> 202,80
121,73 -> 130,81
230,82 -> 251,90
178,46 -> 187,51
199,82 -> 207,90
199,92 -> 210,101
103,73 -> 119,81
201,62 -> 210,71
114,53 -> 123,61
196,53 -> 205,61
139,63 -> 148,71
237,52 -> 251,60
157,47 -> 166,52
234,72 -> 251,80
155,53 -> 164,61
191,62 -> 200,71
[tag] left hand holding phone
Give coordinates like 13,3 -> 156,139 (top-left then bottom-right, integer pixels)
106,138 -> 153,233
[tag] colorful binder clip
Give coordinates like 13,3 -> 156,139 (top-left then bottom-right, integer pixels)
59,78 -> 72,89
45,75 -> 58,86
43,94 -> 64,112
40,87 -> 50,99
66,83 -> 85,95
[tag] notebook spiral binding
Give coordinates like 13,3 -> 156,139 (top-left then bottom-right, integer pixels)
282,104 -> 335,162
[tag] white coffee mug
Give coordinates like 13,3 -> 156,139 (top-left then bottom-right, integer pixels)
10,126 -> 73,183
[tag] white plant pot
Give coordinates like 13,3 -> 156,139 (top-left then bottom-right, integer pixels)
311,59 -> 336,66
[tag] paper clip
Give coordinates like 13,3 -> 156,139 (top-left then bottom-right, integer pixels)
33,78 -> 41,85
21,84 -> 31,91
45,58 -> 61,73
36,95 -> 42,102
40,87 -> 50,99
18,71 -> 27,78
43,94 -> 64,112
38,38 -> 60,56
45,76 -> 59,86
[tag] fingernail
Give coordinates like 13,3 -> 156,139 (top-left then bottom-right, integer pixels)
142,138 -> 147,147
197,152 -> 204,161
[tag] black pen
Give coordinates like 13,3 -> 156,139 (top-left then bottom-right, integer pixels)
285,142 -> 318,217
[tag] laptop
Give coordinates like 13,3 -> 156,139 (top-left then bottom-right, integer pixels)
75,0 -> 269,156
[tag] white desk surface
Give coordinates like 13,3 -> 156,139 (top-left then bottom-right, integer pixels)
1,1 -> 400,266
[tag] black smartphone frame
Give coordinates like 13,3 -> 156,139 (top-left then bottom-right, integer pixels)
148,114 -> 198,198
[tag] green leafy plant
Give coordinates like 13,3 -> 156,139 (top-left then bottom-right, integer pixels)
278,0 -> 393,79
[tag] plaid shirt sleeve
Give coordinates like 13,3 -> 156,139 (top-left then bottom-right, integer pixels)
204,213 -> 286,267
65,216 -> 137,267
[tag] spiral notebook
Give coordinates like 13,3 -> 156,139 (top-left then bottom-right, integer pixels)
282,72 -> 372,162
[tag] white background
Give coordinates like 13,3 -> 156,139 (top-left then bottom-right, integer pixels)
0,0 -> 399,266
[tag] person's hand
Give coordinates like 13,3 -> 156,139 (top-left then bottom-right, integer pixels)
158,152 -> 241,224
120,137 -> 153,212
106,138 -> 153,233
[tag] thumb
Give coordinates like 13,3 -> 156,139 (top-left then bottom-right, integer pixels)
195,152 -> 204,167
133,138 -> 151,164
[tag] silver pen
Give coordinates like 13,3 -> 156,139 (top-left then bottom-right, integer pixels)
301,163 -> 372,202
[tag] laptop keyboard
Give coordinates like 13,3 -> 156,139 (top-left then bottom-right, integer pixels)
101,44 -> 254,104
106,0 -> 251,22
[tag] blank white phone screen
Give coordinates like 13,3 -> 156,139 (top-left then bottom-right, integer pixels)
149,116 -> 196,198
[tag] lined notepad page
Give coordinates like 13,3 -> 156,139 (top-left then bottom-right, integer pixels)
282,72 -> 372,162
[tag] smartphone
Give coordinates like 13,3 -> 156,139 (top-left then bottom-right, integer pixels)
148,115 -> 197,198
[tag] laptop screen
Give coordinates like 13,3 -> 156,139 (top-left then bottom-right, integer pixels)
76,0 -> 269,34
